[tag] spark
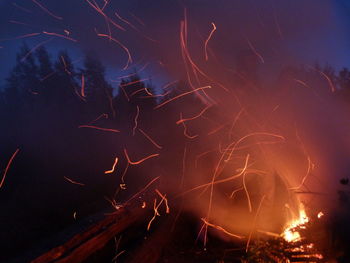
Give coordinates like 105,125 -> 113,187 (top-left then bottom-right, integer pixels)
147,198 -> 163,231
224,132 -> 285,162
179,154 -> 250,196
176,105 -> 211,124
129,12 -> 145,26
179,113 -> 198,139
242,171 -> 252,212
154,86 -> 212,110
31,0 -> 63,20
290,156 -> 314,190
0,32 -> 40,42
155,189 -> 170,214
96,33 -> 132,69
124,176 -> 160,205
123,148 -> 159,165
42,31 -> 78,42
201,218 -> 244,239
88,113 -> 109,124
204,22 -> 217,61
12,3 -> 32,13
317,211 -> 324,219
63,176 -> 85,186
78,125 -> 120,133
120,78 -> 149,87
115,11 -> 138,31
207,123 -> 226,136
0,149 -> 20,189
138,128 -> 162,149
246,38 -> 264,64
85,0 -> 125,31
60,56 -> 71,75
81,74 -> 86,98
132,106 -> 140,136
246,195 -> 266,252
104,157 -> 119,174
21,38 -> 52,62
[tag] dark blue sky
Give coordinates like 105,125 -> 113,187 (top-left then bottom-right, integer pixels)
1,0 -> 350,89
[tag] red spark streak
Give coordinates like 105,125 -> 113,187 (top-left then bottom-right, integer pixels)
81,74 -> 86,98
123,176 -> 160,206
12,3 -> 32,13
204,22 -> 216,61
120,78 -> 149,87
97,33 -> 132,70
154,86 -> 212,109
63,176 -> 85,186
88,113 -> 109,124
78,125 -> 120,133
176,105 -> 211,124
132,106 -> 140,136
32,0 -> 63,20
246,38 -> 264,64
85,0 -> 125,31
123,149 -> 159,165
0,149 -> 20,189
138,128 -> 162,149
104,157 -> 119,174
43,31 -> 77,42
180,113 -> 198,139
21,38 -> 52,62
201,218 -> 244,239
155,189 -> 170,213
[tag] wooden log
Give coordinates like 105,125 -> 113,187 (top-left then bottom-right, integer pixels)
31,204 -> 151,263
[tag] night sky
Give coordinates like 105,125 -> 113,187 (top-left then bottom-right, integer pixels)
1,0 -> 350,89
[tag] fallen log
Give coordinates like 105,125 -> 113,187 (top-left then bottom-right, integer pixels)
31,199 -> 152,263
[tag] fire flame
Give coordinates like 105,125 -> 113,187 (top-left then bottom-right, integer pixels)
282,206 -> 309,243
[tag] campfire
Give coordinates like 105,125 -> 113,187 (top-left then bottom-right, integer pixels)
1,1 -> 350,262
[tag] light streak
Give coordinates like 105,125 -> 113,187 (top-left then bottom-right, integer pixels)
124,176 -> 160,205
81,74 -> 86,98
32,0 -> 63,20
176,105 -> 211,124
63,176 -> 85,186
0,149 -> 20,189
138,128 -> 162,149
13,3 -> 32,13
201,218 -> 244,239
154,86 -> 212,110
179,113 -> 198,139
132,106 -> 140,136
42,31 -> 78,42
96,33 -> 132,69
85,0 -> 125,31
204,22 -> 216,61
246,38 -> 264,64
224,132 -> 285,162
21,38 -> 53,62
147,198 -> 163,231
78,125 -> 120,133
88,113 -> 109,124
155,189 -> 170,213
123,148 -> 159,165
104,157 -> 119,174
242,171 -> 252,212
290,156 -> 314,190
246,195 -> 266,252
